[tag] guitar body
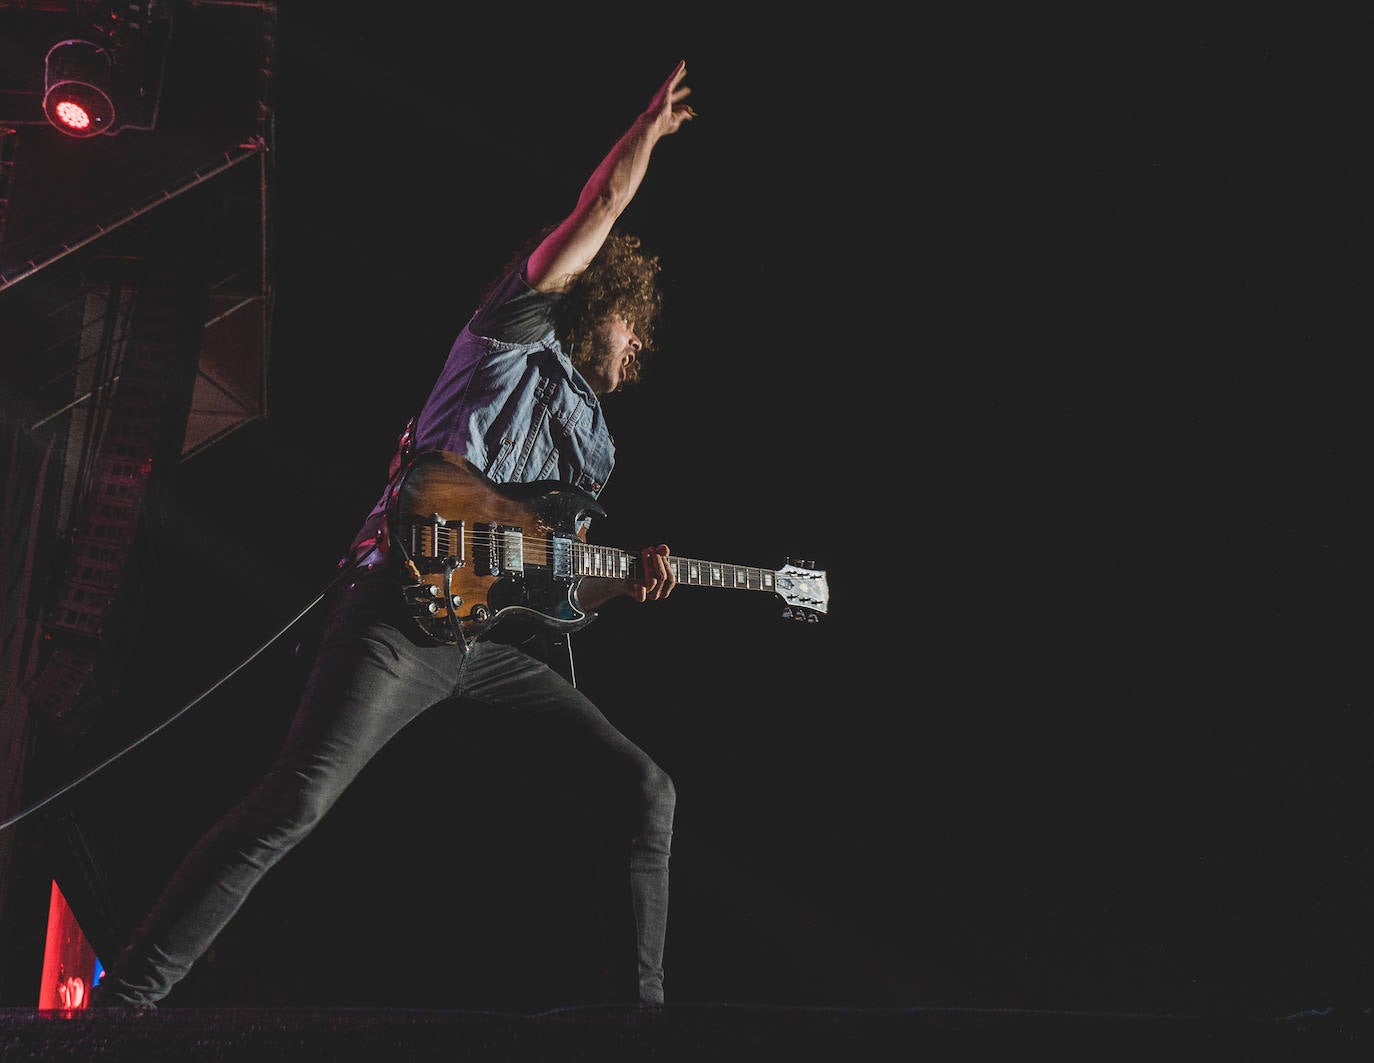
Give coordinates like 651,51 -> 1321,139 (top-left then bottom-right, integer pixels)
389,451 -> 604,646
388,451 -> 829,647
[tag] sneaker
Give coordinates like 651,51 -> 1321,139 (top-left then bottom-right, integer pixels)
87,984 -> 157,1012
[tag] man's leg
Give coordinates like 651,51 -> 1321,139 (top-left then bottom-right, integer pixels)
460,640 -> 676,1004
94,585 -> 461,1007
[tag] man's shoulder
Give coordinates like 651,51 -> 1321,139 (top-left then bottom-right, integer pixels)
472,263 -> 560,345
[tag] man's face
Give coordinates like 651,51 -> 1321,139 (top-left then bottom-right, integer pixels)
575,314 -> 642,395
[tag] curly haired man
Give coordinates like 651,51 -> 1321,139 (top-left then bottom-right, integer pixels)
93,60 -> 696,1011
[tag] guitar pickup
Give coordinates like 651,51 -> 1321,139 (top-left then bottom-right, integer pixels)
474,522 -> 524,577
550,534 -> 575,581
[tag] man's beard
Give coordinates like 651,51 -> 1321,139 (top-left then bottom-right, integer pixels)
572,328 -> 625,394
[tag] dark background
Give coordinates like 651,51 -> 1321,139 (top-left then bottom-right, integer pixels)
2,6 -> 1363,1018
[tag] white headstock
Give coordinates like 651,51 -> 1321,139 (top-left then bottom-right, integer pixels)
775,560 -> 828,622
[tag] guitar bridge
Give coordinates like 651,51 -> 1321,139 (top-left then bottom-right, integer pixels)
474,522 -> 524,577
406,514 -> 465,570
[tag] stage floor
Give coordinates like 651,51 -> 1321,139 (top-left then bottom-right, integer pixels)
0,1002 -> 1356,1060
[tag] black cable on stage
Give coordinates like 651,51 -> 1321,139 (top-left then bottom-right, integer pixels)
0,560 -> 361,836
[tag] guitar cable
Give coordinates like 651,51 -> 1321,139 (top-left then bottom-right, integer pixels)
0,557 -> 365,837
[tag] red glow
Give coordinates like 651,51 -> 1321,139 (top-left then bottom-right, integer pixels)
38,881 -> 98,1011
52,99 -> 92,131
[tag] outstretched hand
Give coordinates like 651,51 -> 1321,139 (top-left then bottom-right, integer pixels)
647,60 -> 697,137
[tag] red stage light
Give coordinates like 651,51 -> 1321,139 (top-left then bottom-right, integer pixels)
52,98 -> 94,133
43,39 -> 117,138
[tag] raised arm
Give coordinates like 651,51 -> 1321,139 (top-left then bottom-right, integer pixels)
526,60 -> 695,293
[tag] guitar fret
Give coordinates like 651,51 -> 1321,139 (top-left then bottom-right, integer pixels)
669,559 -> 759,589
576,545 -> 635,579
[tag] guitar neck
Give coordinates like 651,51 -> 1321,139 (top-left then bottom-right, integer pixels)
574,543 -> 780,594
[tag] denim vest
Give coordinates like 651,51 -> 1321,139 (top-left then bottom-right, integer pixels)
349,288 -> 615,561
414,326 -> 614,497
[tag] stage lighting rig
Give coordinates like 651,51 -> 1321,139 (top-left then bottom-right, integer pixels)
0,0 -> 173,138
42,37 -> 116,137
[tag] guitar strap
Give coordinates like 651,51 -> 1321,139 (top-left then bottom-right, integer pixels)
386,414 -> 417,483
378,413 -> 418,567
346,415 -> 417,568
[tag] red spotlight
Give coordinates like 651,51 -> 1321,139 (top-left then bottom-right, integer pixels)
43,39 -> 117,138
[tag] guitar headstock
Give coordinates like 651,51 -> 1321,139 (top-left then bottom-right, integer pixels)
775,558 -> 828,623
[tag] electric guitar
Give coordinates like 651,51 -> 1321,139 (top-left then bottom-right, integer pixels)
386,451 -> 829,646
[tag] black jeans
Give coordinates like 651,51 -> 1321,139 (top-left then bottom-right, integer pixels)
96,564 -> 675,1006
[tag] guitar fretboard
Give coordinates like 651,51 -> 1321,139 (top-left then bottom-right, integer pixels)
574,545 -> 777,593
